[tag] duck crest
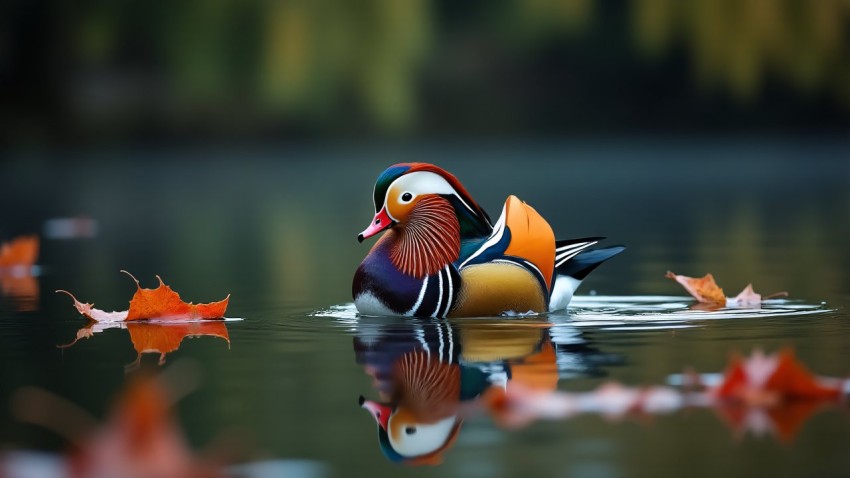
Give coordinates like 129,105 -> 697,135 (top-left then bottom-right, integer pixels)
375,163 -> 492,239
390,196 -> 461,278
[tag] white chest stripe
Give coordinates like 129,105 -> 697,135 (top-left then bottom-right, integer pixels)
431,271 -> 444,317
443,265 -> 454,317
406,276 -> 430,316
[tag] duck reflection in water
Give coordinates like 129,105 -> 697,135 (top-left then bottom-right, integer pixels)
354,317 -> 618,465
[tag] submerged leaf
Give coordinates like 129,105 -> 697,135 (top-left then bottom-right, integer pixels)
58,271 -> 230,323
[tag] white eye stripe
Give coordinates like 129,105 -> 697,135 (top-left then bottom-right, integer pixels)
384,171 -> 478,217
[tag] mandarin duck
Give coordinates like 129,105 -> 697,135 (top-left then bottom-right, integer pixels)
353,163 -> 624,317
355,318 -> 560,465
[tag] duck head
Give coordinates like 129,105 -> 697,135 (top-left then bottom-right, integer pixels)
358,163 -> 492,243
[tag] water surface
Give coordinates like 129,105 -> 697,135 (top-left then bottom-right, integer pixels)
1,140 -> 849,477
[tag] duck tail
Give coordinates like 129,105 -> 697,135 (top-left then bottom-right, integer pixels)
556,245 -> 625,281
548,243 -> 625,311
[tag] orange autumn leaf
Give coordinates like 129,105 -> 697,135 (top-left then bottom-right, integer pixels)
0,235 -> 39,267
0,235 -> 40,312
665,271 -> 726,305
123,271 -> 229,321
58,271 -> 229,323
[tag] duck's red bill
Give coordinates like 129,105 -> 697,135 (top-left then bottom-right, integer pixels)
358,208 -> 393,242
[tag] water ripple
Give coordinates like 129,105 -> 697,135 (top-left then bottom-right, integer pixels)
311,296 -> 832,332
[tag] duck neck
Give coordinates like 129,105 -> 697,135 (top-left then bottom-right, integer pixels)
390,196 -> 460,278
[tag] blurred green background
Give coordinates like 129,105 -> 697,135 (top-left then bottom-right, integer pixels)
2,0 -> 849,146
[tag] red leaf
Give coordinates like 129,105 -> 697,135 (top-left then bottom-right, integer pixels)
58,271 -> 229,323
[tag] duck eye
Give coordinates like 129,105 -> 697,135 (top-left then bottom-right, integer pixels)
400,192 -> 413,202
405,426 -> 417,435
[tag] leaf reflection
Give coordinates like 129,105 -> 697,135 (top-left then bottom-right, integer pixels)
3,365 -> 327,477
127,321 -> 231,368
60,320 -> 231,369
7,365 -> 225,477
489,348 -> 847,442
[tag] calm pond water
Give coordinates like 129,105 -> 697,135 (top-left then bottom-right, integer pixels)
1,140 -> 849,477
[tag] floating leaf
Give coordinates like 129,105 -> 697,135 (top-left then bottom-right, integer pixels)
0,235 -> 40,311
666,271 -> 788,308
665,271 -> 726,305
56,292 -> 129,323
58,271 -> 230,323
730,284 -> 788,307
0,235 -> 38,267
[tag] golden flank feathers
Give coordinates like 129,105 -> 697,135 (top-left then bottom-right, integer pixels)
451,262 -> 547,317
